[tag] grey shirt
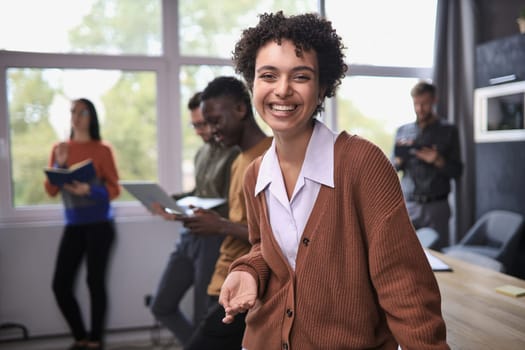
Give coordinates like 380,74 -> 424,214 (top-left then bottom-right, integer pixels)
190,142 -> 240,218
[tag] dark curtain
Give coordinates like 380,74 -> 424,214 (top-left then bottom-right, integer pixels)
433,0 -> 479,243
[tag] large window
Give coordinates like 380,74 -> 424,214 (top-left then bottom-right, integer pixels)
178,0 -> 317,58
0,0 -> 437,224
7,68 -> 158,207
0,0 -> 166,224
326,0 -> 437,156
0,0 -> 162,55
327,0 -> 436,67
179,65 -> 236,190
0,0 -> 317,224
336,76 -> 422,156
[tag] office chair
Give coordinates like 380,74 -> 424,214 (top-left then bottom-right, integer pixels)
0,322 -> 29,341
444,249 -> 505,272
416,227 -> 439,249
442,210 -> 524,271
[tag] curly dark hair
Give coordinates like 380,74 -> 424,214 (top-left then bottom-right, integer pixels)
232,11 -> 347,116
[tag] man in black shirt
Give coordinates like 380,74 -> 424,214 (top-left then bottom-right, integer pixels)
392,81 -> 463,250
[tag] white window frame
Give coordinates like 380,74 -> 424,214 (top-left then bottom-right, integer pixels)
0,0 -> 435,226
0,0 -> 234,226
325,66 -> 434,131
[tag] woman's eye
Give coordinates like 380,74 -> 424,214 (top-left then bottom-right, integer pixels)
295,74 -> 311,82
259,73 -> 275,80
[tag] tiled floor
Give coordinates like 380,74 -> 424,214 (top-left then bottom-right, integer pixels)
0,328 -> 182,350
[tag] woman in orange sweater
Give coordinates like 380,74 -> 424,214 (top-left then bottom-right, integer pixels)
44,98 -> 120,350
219,12 -> 450,350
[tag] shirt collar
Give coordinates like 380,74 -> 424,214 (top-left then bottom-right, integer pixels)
255,120 -> 336,196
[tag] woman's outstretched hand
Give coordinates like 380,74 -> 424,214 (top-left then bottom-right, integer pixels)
219,271 -> 257,324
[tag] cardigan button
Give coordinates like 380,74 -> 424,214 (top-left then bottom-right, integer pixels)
283,343 -> 289,350
286,308 -> 293,317
302,237 -> 310,246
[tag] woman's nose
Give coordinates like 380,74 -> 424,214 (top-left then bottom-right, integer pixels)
274,79 -> 292,98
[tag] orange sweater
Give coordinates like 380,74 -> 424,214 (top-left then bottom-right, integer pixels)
232,133 -> 449,350
44,140 -> 120,225
44,140 -> 120,200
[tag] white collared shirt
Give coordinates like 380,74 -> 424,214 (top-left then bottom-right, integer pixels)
255,120 -> 336,270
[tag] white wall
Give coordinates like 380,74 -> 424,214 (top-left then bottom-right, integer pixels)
0,216 -> 190,337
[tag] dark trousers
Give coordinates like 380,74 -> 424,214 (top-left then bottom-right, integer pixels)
184,296 -> 246,350
52,221 -> 115,343
406,199 -> 451,250
150,232 -> 224,344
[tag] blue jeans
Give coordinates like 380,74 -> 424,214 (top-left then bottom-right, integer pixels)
150,231 -> 223,345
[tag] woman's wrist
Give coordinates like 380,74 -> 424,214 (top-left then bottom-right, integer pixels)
54,161 -> 68,169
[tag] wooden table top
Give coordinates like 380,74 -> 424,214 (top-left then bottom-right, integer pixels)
429,250 -> 525,350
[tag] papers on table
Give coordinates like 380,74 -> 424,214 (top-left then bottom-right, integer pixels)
424,250 -> 453,272
495,285 -> 525,297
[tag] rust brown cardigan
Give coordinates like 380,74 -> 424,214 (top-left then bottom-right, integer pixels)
231,132 -> 449,350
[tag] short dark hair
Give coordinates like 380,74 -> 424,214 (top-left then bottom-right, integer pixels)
71,98 -> 101,140
232,11 -> 347,116
201,76 -> 254,118
187,91 -> 202,111
411,81 -> 437,98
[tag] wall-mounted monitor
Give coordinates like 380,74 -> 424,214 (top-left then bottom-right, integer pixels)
474,80 -> 525,142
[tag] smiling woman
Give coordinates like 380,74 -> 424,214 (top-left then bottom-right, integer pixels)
0,0 -> 440,342
252,40 -> 324,140
220,11 -> 448,350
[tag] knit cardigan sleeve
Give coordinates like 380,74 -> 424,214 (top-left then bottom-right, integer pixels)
344,135 -> 448,349
230,134 -> 449,349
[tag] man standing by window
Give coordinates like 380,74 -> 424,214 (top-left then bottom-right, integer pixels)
149,92 -> 239,345
392,81 -> 463,250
